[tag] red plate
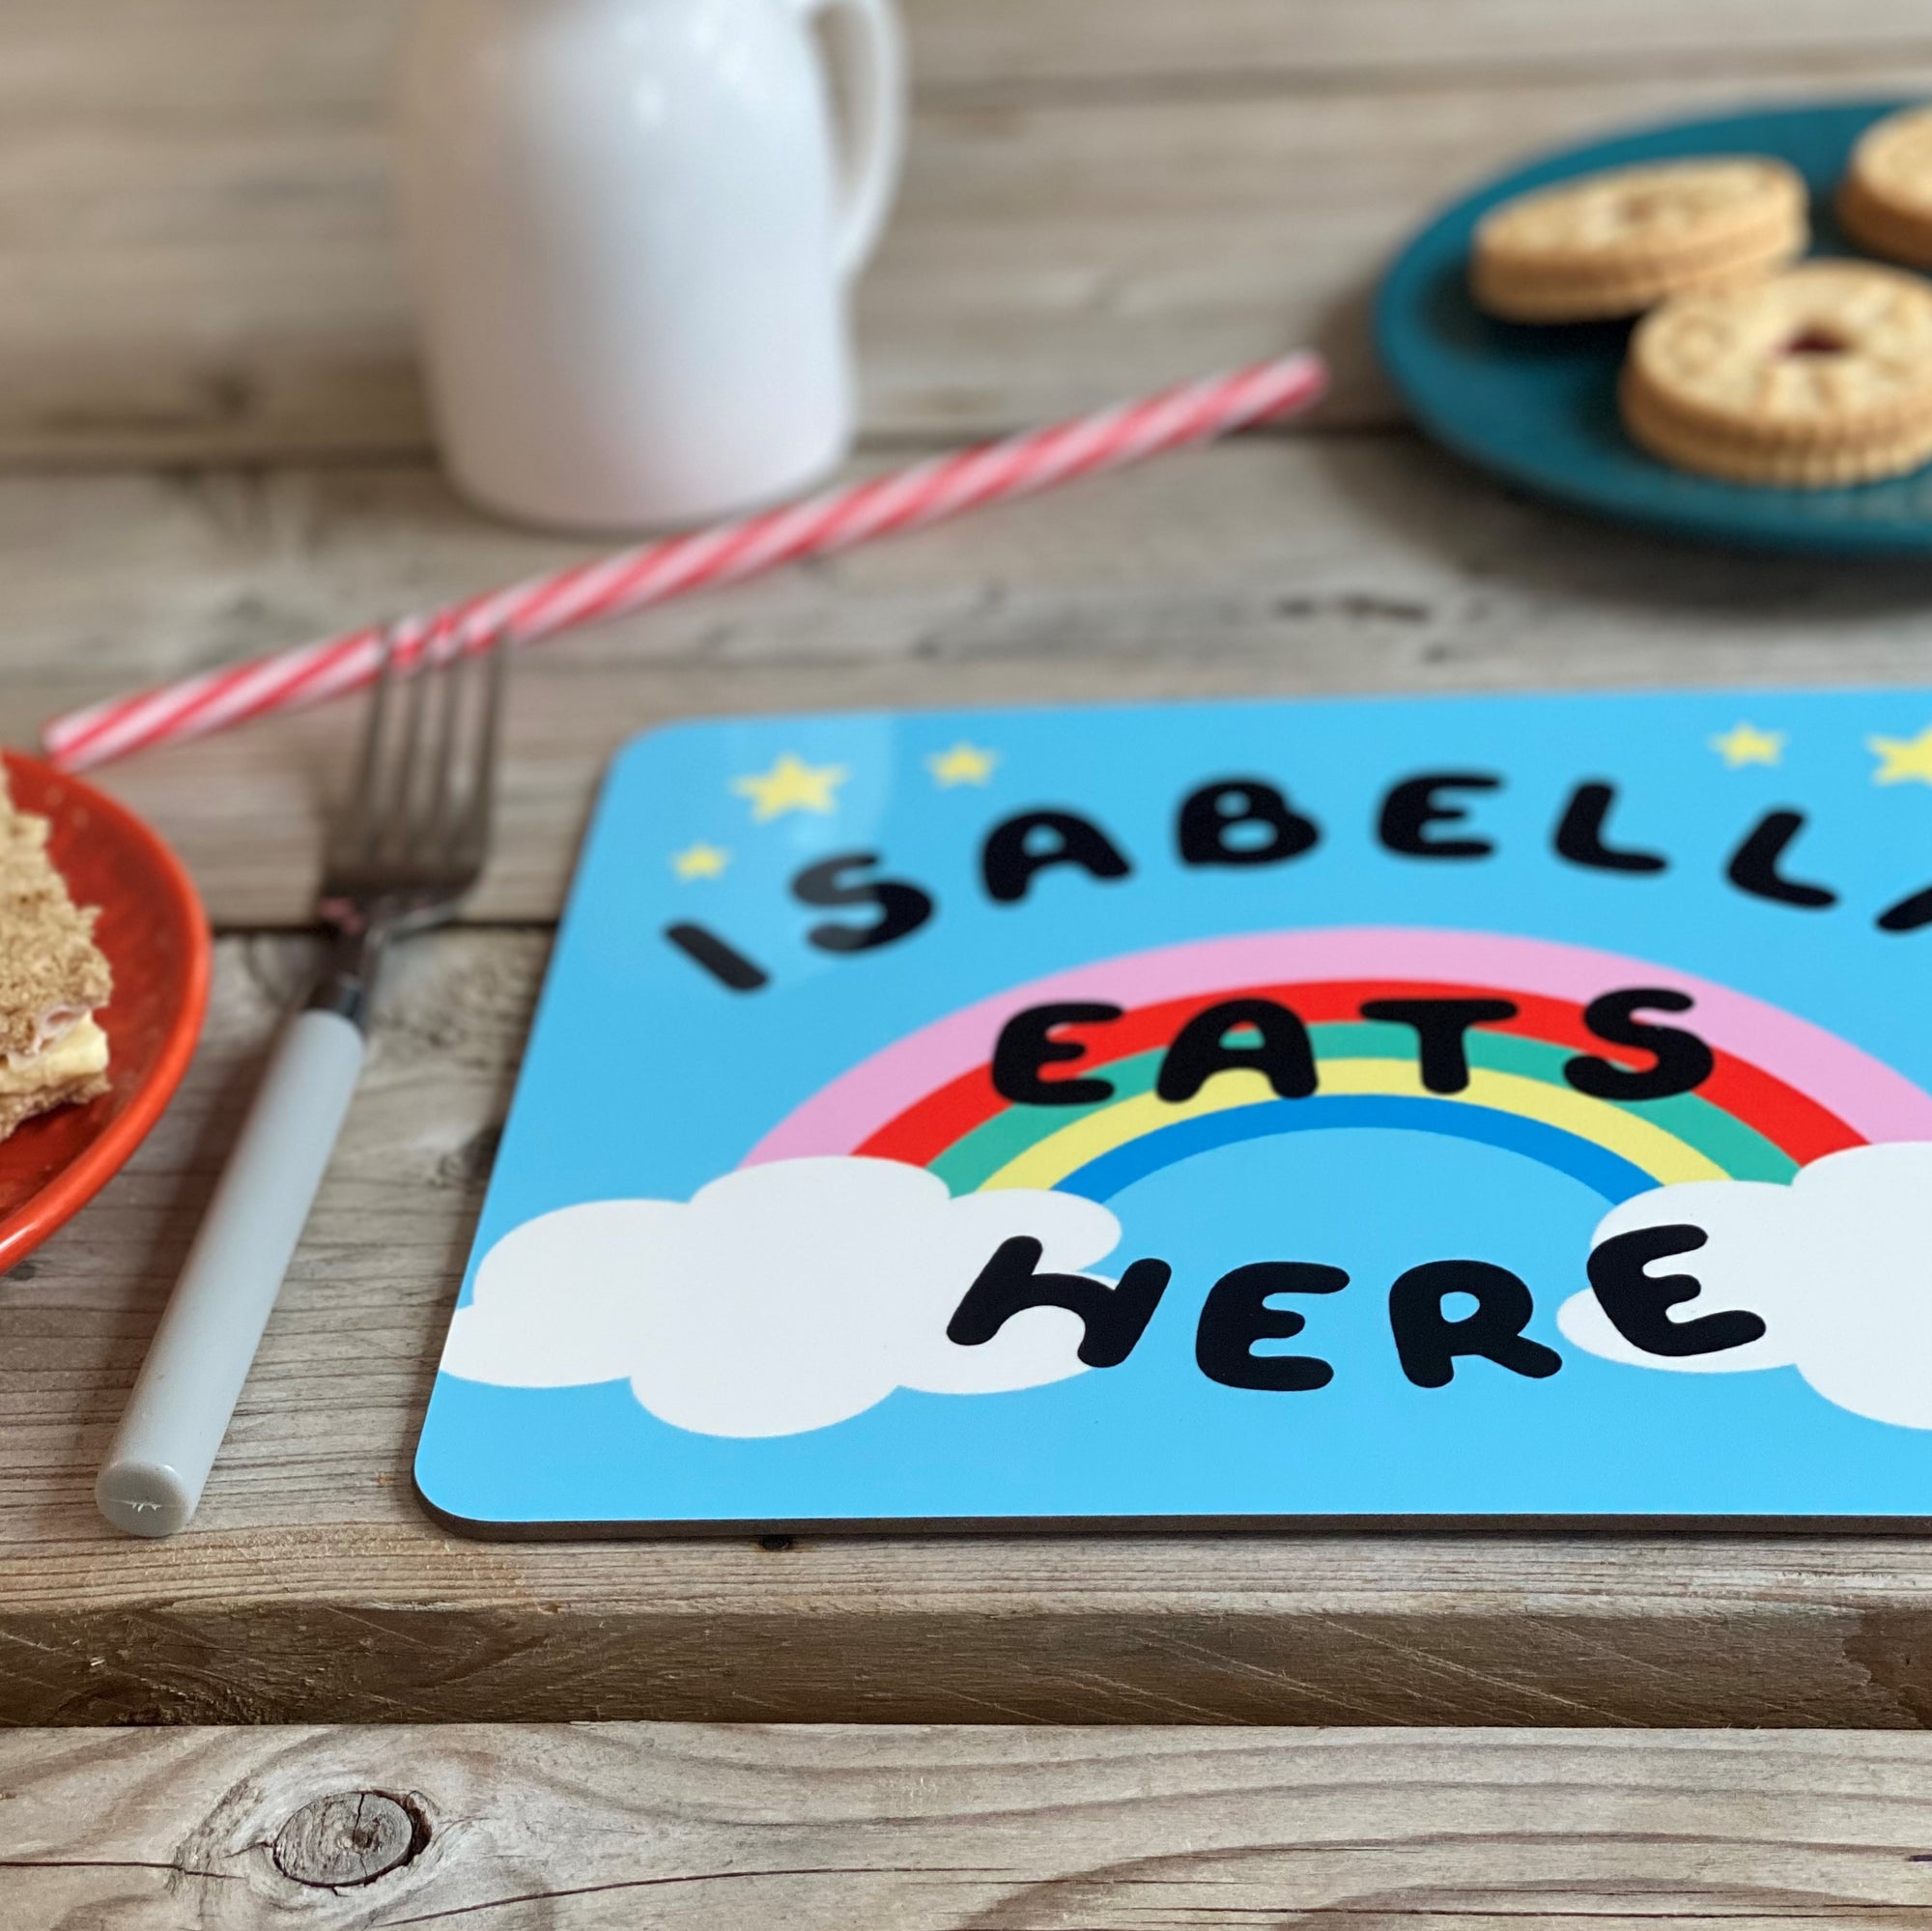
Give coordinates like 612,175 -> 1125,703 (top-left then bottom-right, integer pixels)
0,752 -> 211,1273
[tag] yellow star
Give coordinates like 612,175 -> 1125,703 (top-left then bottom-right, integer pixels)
927,742 -> 999,788
1869,726 -> 1932,787
731,753 -> 849,822
671,842 -> 730,881
1710,723 -> 1785,769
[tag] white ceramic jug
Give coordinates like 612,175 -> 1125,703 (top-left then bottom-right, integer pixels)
396,0 -> 906,530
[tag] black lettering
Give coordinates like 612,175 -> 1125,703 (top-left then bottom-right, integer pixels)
1586,1223 -> 1768,1358
792,851 -> 934,953
1358,997 -> 1520,1094
1178,779 -> 1321,868
1388,1260 -> 1562,1388
1565,988 -> 1715,1101
1195,1262 -> 1349,1391
664,923 -> 768,993
991,1003 -> 1123,1106
947,1236 -> 1171,1369
1553,781 -> 1668,874
1878,881 -> 1932,933
1157,999 -> 1318,1103
1725,809 -> 1837,909
981,810 -> 1132,904
1378,773 -> 1502,859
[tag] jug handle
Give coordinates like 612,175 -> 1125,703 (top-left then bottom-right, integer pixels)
795,0 -> 907,279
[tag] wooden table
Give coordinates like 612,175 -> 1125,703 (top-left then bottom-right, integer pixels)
11,1 -> 1932,1920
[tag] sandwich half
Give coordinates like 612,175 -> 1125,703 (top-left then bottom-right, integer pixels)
0,770 -> 112,1143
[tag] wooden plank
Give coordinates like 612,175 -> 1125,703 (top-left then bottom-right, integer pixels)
7,38 -> 1932,460
13,930 -> 1932,1729
11,1723 -> 1932,1929
9,0 -> 1931,113
10,440 -> 1932,928
910,0 -> 1932,90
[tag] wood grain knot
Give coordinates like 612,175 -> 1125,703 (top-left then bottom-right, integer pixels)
272,1790 -> 429,1889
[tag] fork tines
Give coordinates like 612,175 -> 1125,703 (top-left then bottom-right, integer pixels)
327,623 -> 505,912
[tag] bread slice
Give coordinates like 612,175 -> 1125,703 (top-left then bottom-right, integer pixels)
0,769 -> 112,1142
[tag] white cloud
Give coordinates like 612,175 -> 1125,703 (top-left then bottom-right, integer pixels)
439,1156 -> 1121,1437
1558,1143 -> 1932,1430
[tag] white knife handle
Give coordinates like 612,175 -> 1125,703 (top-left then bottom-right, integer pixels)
97,1008 -> 366,1538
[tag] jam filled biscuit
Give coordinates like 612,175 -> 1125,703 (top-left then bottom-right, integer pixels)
1620,261 -> 1932,486
1472,157 -> 1808,323
1838,104 -> 1932,270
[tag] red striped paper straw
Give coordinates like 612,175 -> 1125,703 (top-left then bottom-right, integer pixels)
43,352 -> 1326,772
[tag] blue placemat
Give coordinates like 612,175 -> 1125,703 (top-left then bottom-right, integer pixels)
1376,99 -> 1932,554
416,691 -> 1932,1536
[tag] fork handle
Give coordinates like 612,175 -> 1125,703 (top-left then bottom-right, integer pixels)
96,1008 -> 366,1538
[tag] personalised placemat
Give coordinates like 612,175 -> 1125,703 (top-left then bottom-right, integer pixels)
415,691 -> 1932,1536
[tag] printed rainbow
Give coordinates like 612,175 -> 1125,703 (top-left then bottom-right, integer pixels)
746,929 -> 1932,1206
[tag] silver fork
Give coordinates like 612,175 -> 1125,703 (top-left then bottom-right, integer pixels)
97,627 -> 506,1539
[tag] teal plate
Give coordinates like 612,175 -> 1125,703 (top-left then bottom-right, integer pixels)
1375,99 -> 1932,554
